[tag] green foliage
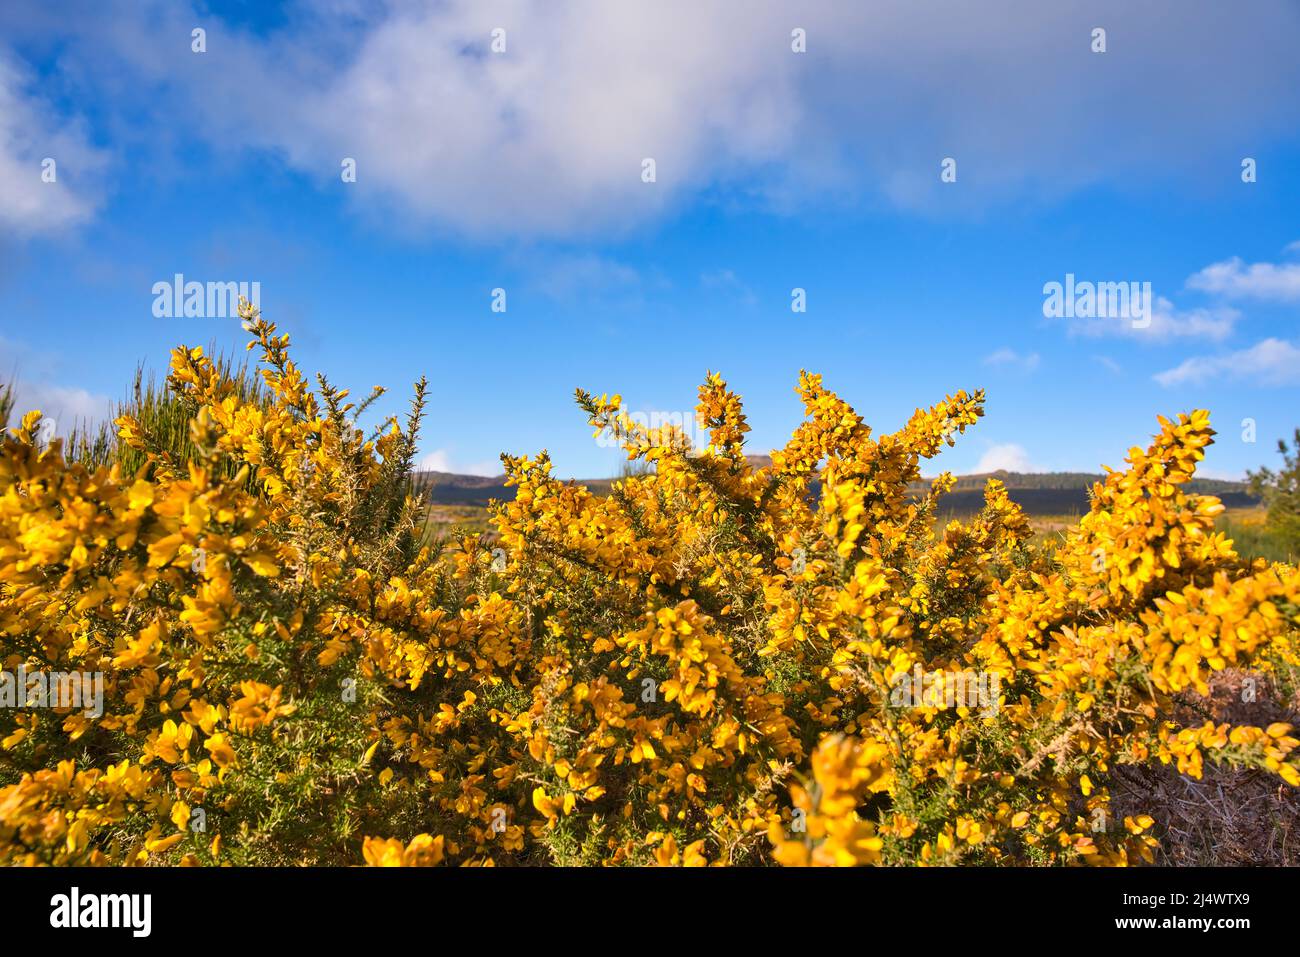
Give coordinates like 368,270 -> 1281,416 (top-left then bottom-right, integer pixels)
1216,514 -> 1297,565
0,383 -> 13,433
1248,428 -> 1300,559
1,350 -> 270,476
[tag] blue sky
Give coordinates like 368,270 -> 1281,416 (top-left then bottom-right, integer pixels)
2,0 -> 1299,480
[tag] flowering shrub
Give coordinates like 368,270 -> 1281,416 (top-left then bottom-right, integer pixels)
2,304 -> 1298,867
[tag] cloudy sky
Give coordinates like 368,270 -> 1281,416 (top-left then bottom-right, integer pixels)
1,0 -> 1299,478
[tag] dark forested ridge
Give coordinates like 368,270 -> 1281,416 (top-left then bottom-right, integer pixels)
415,466 -> 1259,515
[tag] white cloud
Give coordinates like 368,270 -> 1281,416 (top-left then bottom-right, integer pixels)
0,53 -> 109,236
235,2 -> 803,238
1186,256 -> 1300,302
974,443 -> 1039,473
228,1 -> 1300,235
417,448 -> 498,476
0,335 -> 113,433
1093,355 -> 1122,374
14,0 -> 1300,240
3,379 -> 112,435
701,269 -> 757,305
523,252 -> 643,302
418,449 -> 452,472
1066,296 -> 1239,342
1154,337 -> 1300,387
983,348 -> 1040,371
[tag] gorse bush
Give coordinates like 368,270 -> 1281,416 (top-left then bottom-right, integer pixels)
2,352 -> 269,477
2,303 -> 1298,867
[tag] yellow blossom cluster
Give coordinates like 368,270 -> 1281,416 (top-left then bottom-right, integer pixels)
2,304 -> 1298,867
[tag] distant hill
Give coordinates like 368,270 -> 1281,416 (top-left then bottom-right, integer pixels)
908,470 -> 1259,515
414,466 -> 1259,516
414,470 -> 614,508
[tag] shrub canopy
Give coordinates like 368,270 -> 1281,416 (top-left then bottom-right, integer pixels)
2,305 -> 1298,867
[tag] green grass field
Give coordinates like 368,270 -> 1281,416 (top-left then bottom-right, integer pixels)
1216,507 -> 1298,564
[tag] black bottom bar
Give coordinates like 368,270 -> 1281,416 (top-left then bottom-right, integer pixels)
0,865 -> 1272,945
